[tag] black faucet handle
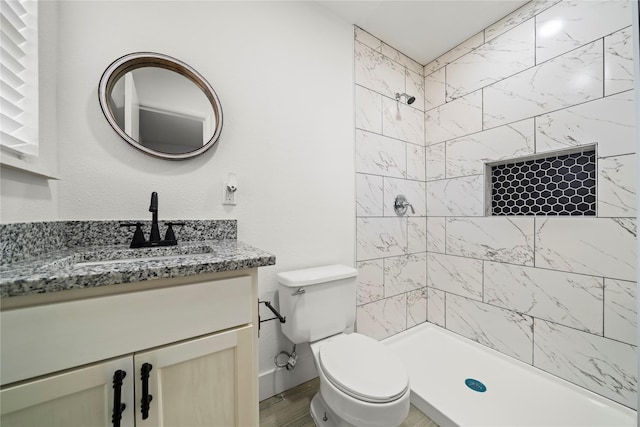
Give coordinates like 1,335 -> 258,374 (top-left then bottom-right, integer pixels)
120,222 -> 146,248
163,222 -> 183,244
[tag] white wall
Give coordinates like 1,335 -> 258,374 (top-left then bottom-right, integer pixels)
18,0 -> 355,398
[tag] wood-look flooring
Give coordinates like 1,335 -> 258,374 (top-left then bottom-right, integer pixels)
259,377 -> 439,427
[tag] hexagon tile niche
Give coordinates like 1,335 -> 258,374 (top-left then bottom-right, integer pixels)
491,149 -> 596,216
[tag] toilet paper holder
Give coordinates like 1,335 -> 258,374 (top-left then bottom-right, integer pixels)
258,299 -> 286,336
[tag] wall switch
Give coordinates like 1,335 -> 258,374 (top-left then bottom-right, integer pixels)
222,173 -> 237,205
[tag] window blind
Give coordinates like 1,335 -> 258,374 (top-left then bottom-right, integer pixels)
1,0 -> 38,158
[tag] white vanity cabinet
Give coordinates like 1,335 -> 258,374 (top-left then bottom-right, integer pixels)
135,325 -> 254,427
0,270 -> 260,427
1,356 -> 134,427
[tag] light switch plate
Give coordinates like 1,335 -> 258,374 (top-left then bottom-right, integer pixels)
222,184 -> 237,205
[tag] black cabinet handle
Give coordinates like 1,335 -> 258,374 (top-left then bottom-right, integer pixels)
112,370 -> 127,427
140,363 -> 153,420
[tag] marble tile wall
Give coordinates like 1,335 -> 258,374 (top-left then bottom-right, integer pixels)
354,0 -> 637,410
354,26 -> 427,344
421,0 -> 637,409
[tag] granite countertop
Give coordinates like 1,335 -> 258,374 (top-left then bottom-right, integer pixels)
1,239 -> 275,299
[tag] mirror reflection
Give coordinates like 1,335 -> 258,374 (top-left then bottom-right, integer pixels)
99,53 -> 223,160
109,67 -> 215,154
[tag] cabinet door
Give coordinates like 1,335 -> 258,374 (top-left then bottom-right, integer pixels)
134,325 -> 256,427
0,357 -> 134,427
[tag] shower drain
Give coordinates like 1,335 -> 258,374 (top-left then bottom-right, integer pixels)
465,378 -> 487,393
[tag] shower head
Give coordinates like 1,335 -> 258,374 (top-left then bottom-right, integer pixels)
395,92 -> 416,105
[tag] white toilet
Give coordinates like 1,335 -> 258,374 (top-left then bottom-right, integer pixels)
277,265 -> 410,427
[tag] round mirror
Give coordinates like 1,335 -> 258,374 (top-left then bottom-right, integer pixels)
98,52 -> 223,160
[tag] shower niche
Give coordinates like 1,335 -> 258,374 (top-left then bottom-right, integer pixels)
489,147 -> 596,216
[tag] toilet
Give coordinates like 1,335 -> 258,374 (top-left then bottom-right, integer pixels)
277,265 -> 410,427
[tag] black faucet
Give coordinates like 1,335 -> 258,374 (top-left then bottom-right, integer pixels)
120,192 -> 185,248
149,192 -> 161,243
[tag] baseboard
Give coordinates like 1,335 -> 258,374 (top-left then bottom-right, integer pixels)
259,352 -> 317,401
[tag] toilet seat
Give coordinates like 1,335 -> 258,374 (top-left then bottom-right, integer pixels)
318,333 -> 409,404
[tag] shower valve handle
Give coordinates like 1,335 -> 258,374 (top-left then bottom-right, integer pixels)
394,195 -> 415,215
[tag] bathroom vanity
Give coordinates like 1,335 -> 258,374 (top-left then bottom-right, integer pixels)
0,220 -> 275,427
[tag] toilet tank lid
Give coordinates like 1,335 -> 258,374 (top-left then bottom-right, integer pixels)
277,265 -> 358,287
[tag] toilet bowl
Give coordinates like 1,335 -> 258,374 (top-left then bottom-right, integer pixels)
277,265 -> 410,427
309,333 -> 410,427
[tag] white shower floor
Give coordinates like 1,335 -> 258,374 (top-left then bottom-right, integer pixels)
383,323 -> 635,426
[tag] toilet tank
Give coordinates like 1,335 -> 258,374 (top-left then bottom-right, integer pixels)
277,265 -> 358,344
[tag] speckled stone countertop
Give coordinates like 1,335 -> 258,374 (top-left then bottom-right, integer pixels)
0,220 -> 275,299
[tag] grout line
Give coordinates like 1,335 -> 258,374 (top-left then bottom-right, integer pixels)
357,87 -> 632,145
432,290 -> 623,344
602,277 -> 606,338
379,91 -> 384,137
434,35 -> 604,105
405,291 -> 408,330
533,115 -> 537,154
404,139 -> 409,182
443,140 -> 448,180
481,87 -> 485,131
602,36 -> 606,97
425,286 -> 429,323
444,64 -> 448,103
355,120 -> 423,144
481,260 -> 485,302
532,318 -> 536,366
540,315 -> 633,347
534,14 -> 537,66
443,217 -> 447,255
356,39 -> 422,76
356,171 -> 426,185
358,248 -> 629,285
443,291 -> 447,329
533,216 -> 537,267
